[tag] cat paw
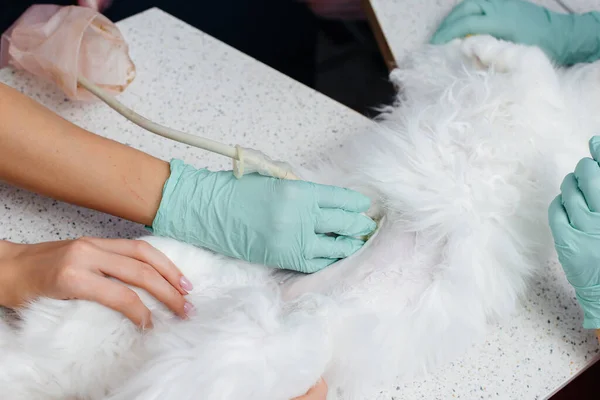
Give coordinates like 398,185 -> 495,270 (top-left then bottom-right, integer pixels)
460,35 -> 549,73
460,35 -> 512,72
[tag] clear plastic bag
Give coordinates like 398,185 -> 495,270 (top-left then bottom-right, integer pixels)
0,5 -> 135,101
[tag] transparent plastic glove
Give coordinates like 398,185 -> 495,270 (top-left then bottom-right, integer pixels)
151,160 -> 376,273
0,5 -> 135,100
548,136 -> 600,329
430,0 -> 600,66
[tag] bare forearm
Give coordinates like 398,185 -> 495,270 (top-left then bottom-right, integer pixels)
0,82 -> 169,226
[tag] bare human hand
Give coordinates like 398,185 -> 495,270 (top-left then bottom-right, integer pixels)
0,237 -> 194,328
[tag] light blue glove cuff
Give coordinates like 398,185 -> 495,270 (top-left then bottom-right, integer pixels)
148,159 -> 210,239
574,285 -> 600,329
148,158 -> 182,234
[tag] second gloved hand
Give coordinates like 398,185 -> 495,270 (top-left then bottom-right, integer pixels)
151,159 -> 376,273
549,136 -> 600,329
431,0 -> 600,66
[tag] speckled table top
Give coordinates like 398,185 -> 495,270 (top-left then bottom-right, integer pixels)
0,7 -> 598,400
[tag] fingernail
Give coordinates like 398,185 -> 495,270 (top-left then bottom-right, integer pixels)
184,302 -> 195,317
180,276 -> 193,292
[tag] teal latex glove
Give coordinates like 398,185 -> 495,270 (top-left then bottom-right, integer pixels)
430,0 -> 600,66
150,159 -> 377,273
549,136 -> 600,329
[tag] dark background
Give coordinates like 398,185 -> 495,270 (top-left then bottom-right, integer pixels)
1,0 -> 394,117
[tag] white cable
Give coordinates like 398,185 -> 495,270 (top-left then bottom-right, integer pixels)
77,76 -> 298,180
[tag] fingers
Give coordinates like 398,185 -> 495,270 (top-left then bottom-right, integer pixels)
73,273 -> 153,329
301,257 -> 337,274
81,238 -> 191,295
589,135 -> 600,161
553,144 -> 600,234
307,234 -> 365,260
548,195 -> 573,248
560,173 -> 593,232
431,16 -> 497,45
547,196 -> 589,287
444,0 -> 485,23
301,234 -> 367,273
313,183 -> 371,213
574,157 -> 600,212
314,209 -> 376,236
97,252 -> 189,320
431,0 -> 485,44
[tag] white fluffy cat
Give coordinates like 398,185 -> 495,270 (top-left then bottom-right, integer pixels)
1,35 -> 599,400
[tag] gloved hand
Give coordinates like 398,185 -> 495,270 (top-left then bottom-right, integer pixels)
151,159 -> 376,273
430,0 -> 600,66
549,136 -> 600,329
